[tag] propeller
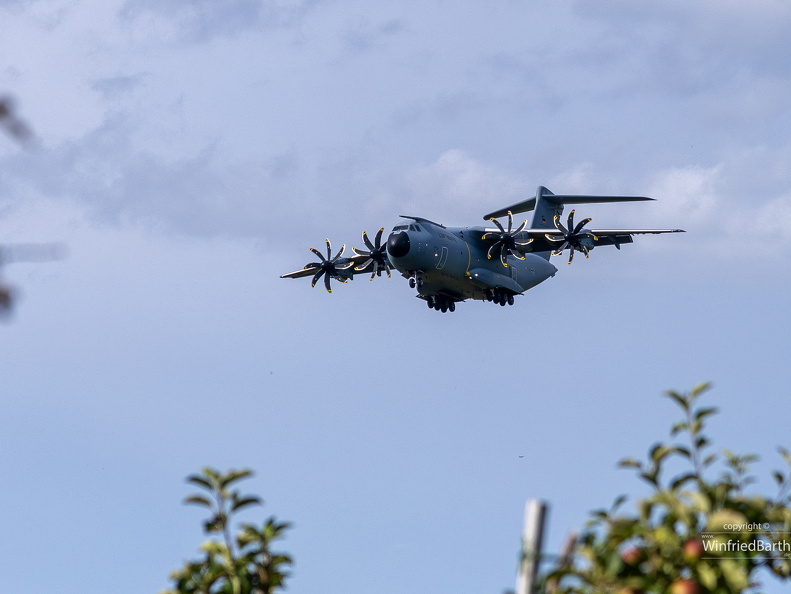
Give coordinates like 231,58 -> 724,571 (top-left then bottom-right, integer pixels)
352,228 -> 391,280
305,239 -> 353,293
545,209 -> 596,264
482,211 -> 531,267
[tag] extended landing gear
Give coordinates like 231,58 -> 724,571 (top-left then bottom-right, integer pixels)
485,288 -> 515,307
426,295 -> 456,313
409,276 -> 424,289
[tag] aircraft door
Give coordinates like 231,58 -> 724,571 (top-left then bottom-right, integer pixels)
436,246 -> 449,269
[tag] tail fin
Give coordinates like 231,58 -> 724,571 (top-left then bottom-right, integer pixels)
531,186 -> 560,230
483,186 -> 653,226
482,186 -> 654,260
528,187 -> 559,260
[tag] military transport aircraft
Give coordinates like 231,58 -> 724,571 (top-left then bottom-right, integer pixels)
281,185 -> 684,312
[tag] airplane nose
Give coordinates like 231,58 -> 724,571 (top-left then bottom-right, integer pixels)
387,231 -> 410,258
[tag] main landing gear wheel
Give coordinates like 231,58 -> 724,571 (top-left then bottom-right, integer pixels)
427,295 -> 455,313
485,288 -> 515,306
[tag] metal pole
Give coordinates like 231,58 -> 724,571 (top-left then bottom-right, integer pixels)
516,499 -> 548,594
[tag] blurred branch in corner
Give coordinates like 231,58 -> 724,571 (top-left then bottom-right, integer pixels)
0,95 -> 33,145
1,95 -> 65,316
0,243 -> 68,317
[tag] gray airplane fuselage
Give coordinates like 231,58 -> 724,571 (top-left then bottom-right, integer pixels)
385,219 -> 557,303
281,186 -> 683,311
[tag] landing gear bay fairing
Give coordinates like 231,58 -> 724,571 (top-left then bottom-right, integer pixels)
281,186 -> 684,312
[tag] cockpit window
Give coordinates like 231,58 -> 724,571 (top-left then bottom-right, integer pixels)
393,223 -> 423,232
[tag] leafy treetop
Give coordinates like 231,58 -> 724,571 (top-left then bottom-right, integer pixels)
539,383 -> 791,594
162,467 -> 292,594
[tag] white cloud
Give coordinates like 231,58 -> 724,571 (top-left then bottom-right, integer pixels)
118,0 -> 318,43
645,164 -> 723,225
754,195 -> 791,239
403,150 -> 528,223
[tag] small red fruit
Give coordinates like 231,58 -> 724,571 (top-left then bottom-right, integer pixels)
669,578 -> 701,594
621,547 -> 644,566
682,538 -> 705,562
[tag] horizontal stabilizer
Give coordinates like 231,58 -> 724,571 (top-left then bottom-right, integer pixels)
483,193 -> 652,220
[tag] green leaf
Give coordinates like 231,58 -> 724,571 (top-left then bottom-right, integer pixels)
690,420 -> 703,435
698,563 -> 718,590
694,406 -> 718,422
664,390 -> 689,412
219,469 -> 253,489
670,421 -> 689,436
639,471 -> 658,487
639,499 -> 654,520
773,471 -> 786,487
670,472 -> 697,491
721,559 -> 749,591
702,453 -> 718,468
650,443 -> 671,464
611,494 -> 628,511
184,495 -> 213,508
618,458 -> 642,469
779,446 -> 791,466
690,381 -> 713,399
231,496 -> 262,513
186,474 -> 214,491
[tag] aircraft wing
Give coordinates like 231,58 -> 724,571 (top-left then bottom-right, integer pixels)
470,225 -> 684,252
516,228 -> 685,252
280,265 -> 322,279
280,253 -> 369,279
281,251 -> 394,287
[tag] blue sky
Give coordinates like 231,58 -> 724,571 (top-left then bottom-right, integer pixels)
1,1 -> 790,593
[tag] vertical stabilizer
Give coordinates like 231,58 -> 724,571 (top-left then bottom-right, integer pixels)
481,186 -> 654,261
529,186 -> 564,230
528,186 -> 563,260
